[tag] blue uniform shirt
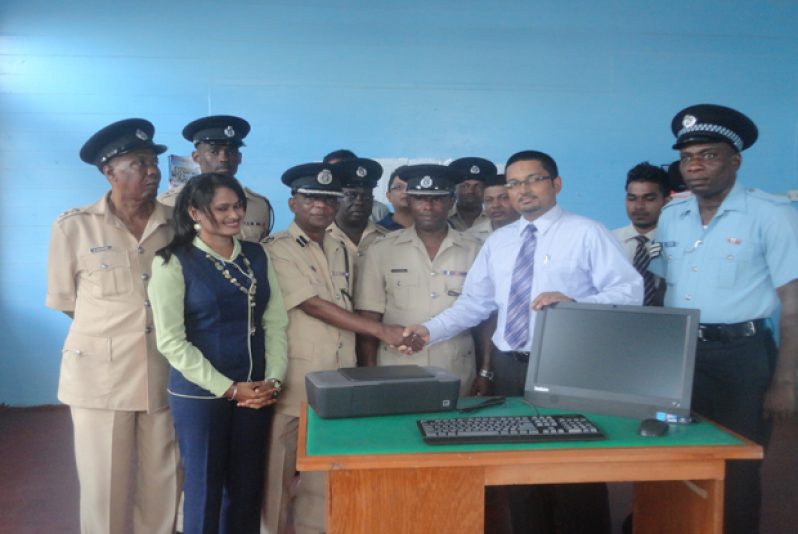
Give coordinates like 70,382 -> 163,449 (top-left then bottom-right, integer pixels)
653,182 -> 798,324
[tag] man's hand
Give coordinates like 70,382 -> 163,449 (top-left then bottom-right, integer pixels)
764,381 -> 796,420
531,292 -> 574,310
469,376 -> 492,397
377,323 -> 408,348
398,325 -> 429,354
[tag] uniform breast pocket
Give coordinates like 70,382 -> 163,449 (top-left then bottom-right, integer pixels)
80,251 -> 132,298
444,273 -> 466,298
386,271 -> 420,310
711,243 -> 756,288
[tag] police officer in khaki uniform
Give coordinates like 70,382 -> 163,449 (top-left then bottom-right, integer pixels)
322,148 -> 390,223
46,119 -> 181,533
262,163 -> 407,534
326,157 -> 389,286
447,157 -> 496,231
356,164 -> 482,396
159,115 -> 274,242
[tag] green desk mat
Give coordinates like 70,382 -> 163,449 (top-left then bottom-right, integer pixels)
306,397 -> 744,456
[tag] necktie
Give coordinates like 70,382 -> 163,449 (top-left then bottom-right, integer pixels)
504,224 -> 537,349
633,235 -> 658,306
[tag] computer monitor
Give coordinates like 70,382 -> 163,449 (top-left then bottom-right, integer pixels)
524,302 -> 700,420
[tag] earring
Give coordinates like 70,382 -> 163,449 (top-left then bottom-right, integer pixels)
193,222 -> 201,232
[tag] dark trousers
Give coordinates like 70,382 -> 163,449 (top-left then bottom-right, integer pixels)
692,329 -> 777,534
487,347 -> 611,534
170,396 -> 272,534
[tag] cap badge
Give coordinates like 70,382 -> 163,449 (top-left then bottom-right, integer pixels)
682,115 -> 697,128
470,165 -> 480,174
420,176 -> 433,188
317,169 -> 333,185
224,126 -> 235,138
356,166 -> 367,178
135,129 -> 149,141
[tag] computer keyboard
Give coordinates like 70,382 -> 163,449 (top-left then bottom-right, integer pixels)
417,414 -> 605,445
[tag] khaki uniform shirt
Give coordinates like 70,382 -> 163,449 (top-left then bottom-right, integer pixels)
448,209 -> 489,232
265,222 -> 356,417
45,194 -> 174,412
159,184 -> 272,242
465,218 -> 494,243
355,227 -> 482,395
327,220 -> 389,288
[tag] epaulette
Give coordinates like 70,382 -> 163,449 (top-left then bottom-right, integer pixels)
295,235 -> 310,247
661,195 -> 691,211
264,230 -> 291,244
244,187 -> 270,203
56,207 -> 83,220
745,188 -> 790,205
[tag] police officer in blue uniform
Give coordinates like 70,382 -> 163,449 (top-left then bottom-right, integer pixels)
655,104 -> 798,534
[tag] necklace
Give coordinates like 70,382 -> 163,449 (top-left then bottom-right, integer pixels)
205,252 -> 258,307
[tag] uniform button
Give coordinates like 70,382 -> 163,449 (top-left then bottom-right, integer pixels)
667,254 -> 673,260
430,292 -> 438,299
335,294 -> 341,301
430,271 -> 437,277
144,299 -> 151,307
74,350 -> 82,356
137,246 -> 145,254
726,255 -> 734,261
684,294 -> 693,301
141,273 -> 150,281
145,326 -> 153,334
100,263 -> 109,269
691,266 -> 699,272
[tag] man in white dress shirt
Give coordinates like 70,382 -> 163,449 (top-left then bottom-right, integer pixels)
613,162 -> 670,306
404,149 -> 642,534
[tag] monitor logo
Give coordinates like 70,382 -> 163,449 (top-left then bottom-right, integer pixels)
534,386 -> 550,392
442,400 -> 451,407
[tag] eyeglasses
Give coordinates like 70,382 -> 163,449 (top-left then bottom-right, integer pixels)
389,185 -> 407,192
505,175 -> 552,189
679,151 -> 723,164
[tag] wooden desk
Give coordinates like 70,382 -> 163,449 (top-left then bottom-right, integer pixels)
297,398 -> 762,533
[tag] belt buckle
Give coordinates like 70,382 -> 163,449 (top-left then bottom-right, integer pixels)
742,321 -> 756,337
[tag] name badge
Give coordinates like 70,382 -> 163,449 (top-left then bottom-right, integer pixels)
90,245 -> 112,253
390,268 -> 408,273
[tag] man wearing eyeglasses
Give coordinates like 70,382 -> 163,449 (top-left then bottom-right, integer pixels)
377,166 -> 414,231
355,164 -> 482,393
262,162 -> 409,534
653,104 -> 798,534
326,158 -> 389,280
403,150 -> 641,533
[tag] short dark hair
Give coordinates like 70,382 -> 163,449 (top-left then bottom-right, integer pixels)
387,165 -> 409,191
625,162 -> 670,196
322,149 -> 357,164
505,150 -> 559,179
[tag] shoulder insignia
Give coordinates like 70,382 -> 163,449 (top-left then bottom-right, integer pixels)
56,207 -> 82,220
746,188 -> 790,205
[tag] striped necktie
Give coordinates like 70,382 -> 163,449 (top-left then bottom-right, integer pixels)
633,235 -> 657,306
504,224 -> 537,349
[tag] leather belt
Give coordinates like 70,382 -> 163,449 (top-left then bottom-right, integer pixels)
698,319 -> 768,342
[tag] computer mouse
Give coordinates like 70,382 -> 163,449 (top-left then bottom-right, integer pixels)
638,418 -> 669,437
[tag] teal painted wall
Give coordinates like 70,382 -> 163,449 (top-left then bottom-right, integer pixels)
2,0 -> 797,405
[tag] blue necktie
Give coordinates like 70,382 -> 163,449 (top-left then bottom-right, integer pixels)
504,224 -> 537,349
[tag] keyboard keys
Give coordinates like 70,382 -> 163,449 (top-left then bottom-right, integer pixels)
417,414 -> 604,445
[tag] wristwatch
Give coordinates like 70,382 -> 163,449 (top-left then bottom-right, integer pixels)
478,369 -> 494,381
270,378 -> 283,391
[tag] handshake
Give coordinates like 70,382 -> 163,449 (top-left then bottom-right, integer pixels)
379,324 -> 430,354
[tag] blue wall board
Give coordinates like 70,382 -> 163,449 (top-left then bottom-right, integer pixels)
2,0 -> 797,405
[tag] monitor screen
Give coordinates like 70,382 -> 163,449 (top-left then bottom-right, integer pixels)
524,302 -> 700,420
